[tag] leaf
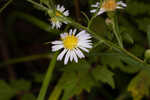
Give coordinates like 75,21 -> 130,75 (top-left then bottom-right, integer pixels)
58,61 -> 96,100
128,70 -> 150,100
0,80 -> 16,100
11,79 -> 31,91
129,44 -> 145,57
100,51 -> 141,73
92,66 -> 115,88
21,94 -> 36,100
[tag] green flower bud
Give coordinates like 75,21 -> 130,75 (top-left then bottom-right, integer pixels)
145,49 -> 150,59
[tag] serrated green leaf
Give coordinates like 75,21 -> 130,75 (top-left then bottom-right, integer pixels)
101,52 -> 124,69
0,80 -> 16,100
100,51 -> 141,73
11,79 -> 31,91
128,70 -> 150,100
58,61 -> 96,100
92,66 -> 115,88
129,45 -> 145,57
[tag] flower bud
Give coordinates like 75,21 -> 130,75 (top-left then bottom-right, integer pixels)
145,49 -> 150,59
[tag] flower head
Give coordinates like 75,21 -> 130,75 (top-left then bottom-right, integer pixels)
51,29 -> 92,64
50,5 -> 69,29
90,0 -> 127,16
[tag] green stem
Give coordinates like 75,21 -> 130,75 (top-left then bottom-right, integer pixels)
112,16 -> 123,48
27,0 -> 48,11
0,53 -> 50,67
147,25 -> 150,48
0,0 -> 13,13
37,52 -> 58,100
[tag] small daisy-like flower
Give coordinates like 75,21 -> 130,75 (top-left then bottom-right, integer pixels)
51,29 -> 92,64
50,5 -> 69,29
90,0 -> 127,16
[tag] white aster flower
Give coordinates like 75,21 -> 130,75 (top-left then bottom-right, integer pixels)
90,0 -> 127,16
50,4 -> 69,29
51,29 -> 92,64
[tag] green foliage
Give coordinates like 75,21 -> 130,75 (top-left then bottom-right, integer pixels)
128,70 -> 150,100
0,80 -> 16,100
126,1 -> 150,16
60,61 -> 95,100
92,66 -> 115,88
21,94 -> 36,100
10,79 -> 31,91
0,79 -> 32,100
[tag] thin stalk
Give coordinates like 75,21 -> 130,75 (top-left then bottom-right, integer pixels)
27,0 -> 48,11
0,53 -> 51,67
0,0 -> 13,13
147,25 -> 150,48
112,16 -> 123,48
37,52 -> 58,100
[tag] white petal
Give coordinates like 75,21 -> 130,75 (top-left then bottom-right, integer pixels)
74,48 -> 85,58
90,9 -> 97,13
79,46 -> 89,52
60,32 -> 68,39
79,40 -> 92,43
51,41 -> 62,44
76,30 -> 86,37
64,50 -> 71,64
63,21 -> 68,24
73,29 -> 77,35
97,9 -> 106,15
116,6 -> 124,9
63,10 -> 69,16
78,43 -> 92,49
52,45 -> 63,51
69,29 -> 73,35
57,5 -> 60,10
91,2 -> 99,7
60,6 -> 65,12
57,49 -> 67,61
70,50 -> 73,62
72,50 -> 78,63
117,1 -> 127,7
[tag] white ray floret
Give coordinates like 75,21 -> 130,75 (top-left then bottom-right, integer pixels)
90,0 -> 127,16
51,29 -> 93,64
51,4 -> 69,29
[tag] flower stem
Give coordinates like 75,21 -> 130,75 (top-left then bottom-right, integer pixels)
112,16 -> 124,48
0,0 -> 13,13
37,52 -> 58,100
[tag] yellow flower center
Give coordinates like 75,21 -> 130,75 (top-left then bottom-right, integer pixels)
102,0 -> 117,11
56,11 -> 61,16
63,35 -> 78,50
